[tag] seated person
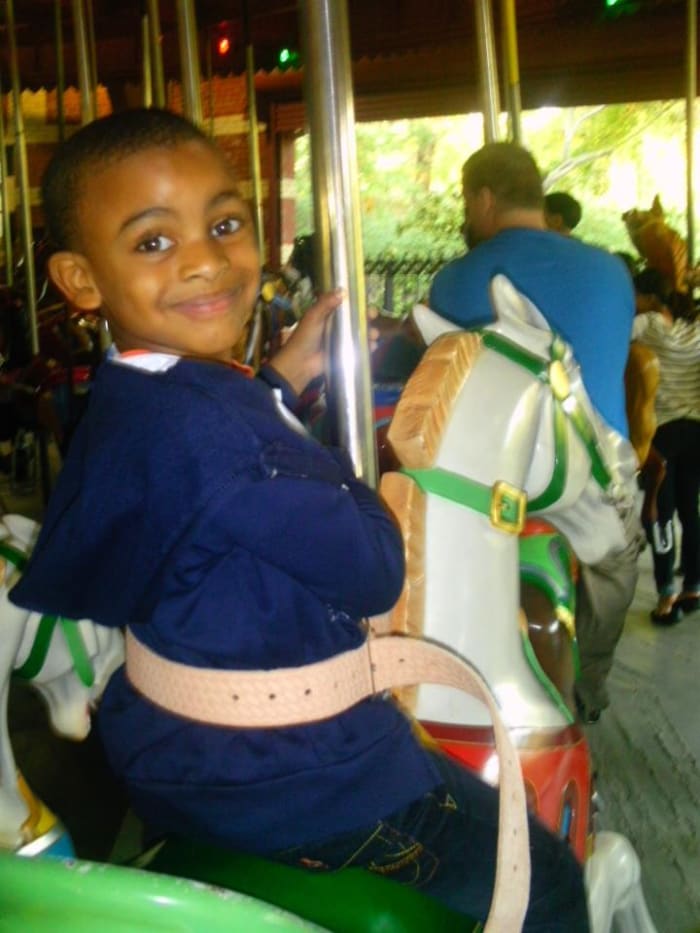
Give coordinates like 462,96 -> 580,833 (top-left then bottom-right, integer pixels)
10,109 -> 589,931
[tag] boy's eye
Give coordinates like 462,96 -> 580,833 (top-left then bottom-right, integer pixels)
211,216 -> 243,238
136,234 -> 174,253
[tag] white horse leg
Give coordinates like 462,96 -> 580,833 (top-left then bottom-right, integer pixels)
0,626 -> 31,849
27,620 -> 124,740
585,831 -> 657,933
0,525 -> 33,848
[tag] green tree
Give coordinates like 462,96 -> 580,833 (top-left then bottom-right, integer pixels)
293,99 -> 697,267
529,101 -> 690,254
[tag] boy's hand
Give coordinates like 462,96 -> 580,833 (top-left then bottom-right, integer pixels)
267,289 -> 343,395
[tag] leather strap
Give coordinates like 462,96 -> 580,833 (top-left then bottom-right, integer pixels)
401,467 -> 527,535
126,629 -> 530,932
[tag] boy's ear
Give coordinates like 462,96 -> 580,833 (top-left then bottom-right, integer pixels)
47,251 -> 103,311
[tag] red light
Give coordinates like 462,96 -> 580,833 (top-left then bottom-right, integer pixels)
217,36 -> 231,56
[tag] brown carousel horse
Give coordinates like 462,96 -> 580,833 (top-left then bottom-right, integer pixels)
621,194 -> 690,515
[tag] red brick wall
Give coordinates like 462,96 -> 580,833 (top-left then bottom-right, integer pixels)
6,77 -> 287,263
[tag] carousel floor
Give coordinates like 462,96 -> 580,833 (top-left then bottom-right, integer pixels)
3,459 -> 700,933
586,540 -> 700,933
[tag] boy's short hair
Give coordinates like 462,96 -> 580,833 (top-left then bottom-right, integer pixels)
544,192 -> 582,231
462,142 -> 544,211
42,108 -> 212,251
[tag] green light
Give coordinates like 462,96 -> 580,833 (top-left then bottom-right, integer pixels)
276,47 -> 299,70
603,0 -> 641,15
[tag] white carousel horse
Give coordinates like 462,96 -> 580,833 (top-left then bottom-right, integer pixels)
378,274 -> 655,933
381,273 -> 638,730
0,513 -> 124,850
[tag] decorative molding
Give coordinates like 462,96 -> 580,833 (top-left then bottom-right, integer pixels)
213,115 -> 268,137
236,179 -> 269,201
280,177 -> 296,199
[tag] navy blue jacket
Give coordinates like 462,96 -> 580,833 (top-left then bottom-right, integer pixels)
11,357 -> 440,853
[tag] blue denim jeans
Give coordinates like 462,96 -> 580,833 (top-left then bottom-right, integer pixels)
272,750 -> 590,932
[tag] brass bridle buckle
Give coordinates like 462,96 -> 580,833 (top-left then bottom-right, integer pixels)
490,481 -> 527,535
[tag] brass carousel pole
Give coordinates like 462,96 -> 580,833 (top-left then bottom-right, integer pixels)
146,0 -> 166,109
5,0 -> 38,354
142,14 -> 153,108
474,0 -> 501,143
85,0 -> 98,117
176,0 -> 203,126
299,0 -> 377,486
0,77 -> 14,287
685,0 -> 697,268
243,0 -> 265,260
71,0 -> 96,124
501,0 -> 522,144
54,0 -> 66,142
205,29 -> 214,138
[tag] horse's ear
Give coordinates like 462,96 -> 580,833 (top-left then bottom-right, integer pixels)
489,274 -> 551,333
411,303 -> 461,346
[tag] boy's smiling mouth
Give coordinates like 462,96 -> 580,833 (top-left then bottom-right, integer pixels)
168,288 -> 242,318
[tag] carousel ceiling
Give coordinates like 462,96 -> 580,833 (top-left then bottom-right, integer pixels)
0,0 -> 694,115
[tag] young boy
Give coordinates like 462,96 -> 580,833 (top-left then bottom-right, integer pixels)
10,109 -> 588,930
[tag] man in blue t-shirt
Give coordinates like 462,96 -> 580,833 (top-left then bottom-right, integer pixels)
430,144 -> 634,436
430,142 -> 643,722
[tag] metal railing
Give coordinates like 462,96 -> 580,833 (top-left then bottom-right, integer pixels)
364,254 -> 458,319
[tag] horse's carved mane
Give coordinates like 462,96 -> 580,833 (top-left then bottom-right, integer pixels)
387,331 -> 483,468
380,332 -> 483,650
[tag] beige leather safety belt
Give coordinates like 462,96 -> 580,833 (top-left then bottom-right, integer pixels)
126,629 -> 531,932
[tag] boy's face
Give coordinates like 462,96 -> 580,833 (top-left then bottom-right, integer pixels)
49,139 -> 260,361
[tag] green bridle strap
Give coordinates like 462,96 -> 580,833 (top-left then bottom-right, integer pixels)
481,329 -> 613,500
480,329 -> 547,379
2,538 -> 95,689
0,541 -> 28,571
12,615 -> 95,688
563,397 -> 614,490
401,468 -> 526,535
59,618 -> 96,688
527,402 -> 568,512
13,614 -> 60,681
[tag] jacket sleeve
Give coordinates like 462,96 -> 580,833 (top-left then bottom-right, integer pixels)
199,442 -> 405,618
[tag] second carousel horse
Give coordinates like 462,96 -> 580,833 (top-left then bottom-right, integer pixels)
0,513 -> 124,851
